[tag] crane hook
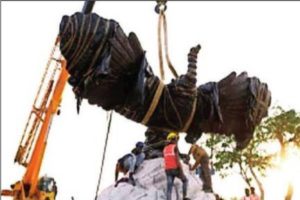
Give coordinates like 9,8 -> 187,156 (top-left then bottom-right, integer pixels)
155,0 -> 167,14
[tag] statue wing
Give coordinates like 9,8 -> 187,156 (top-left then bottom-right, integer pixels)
195,72 -> 271,149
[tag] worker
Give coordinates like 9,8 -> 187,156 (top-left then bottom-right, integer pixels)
242,188 -> 251,200
250,187 -> 260,200
131,141 -> 146,170
144,128 -> 169,159
188,143 -> 213,193
163,132 -> 190,200
195,161 -> 215,176
115,153 -> 136,187
115,142 -> 146,187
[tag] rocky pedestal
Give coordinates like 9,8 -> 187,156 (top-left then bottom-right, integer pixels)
97,158 -> 215,200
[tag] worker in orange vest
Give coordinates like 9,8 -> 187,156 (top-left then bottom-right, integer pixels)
163,132 -> 190,200
188,144 -> 213,192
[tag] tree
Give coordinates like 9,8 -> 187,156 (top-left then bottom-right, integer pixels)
205,107 -> 300,200
257,107 -> 300,200
205,130 -> 273,200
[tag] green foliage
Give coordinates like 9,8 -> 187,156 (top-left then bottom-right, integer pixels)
205,106 -> 300,186
259,106 -> 300,147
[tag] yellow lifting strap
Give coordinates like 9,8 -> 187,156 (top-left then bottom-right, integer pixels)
156,0 -> 178,80
141,80 -> 197,133
141,80 -> 165,125
141,1 -> 197,132
181,98 -> 197,133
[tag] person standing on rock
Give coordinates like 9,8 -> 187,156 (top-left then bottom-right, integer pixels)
188,143 -> 213,193
163,132 -> 190,200
131,141 -> 146,170
115,142 -> 146,187
115,153 -> 137,187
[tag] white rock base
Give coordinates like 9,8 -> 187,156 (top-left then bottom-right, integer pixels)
97,158 -> 215,200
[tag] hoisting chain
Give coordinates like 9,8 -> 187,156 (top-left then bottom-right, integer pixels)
155,0 -> 178,80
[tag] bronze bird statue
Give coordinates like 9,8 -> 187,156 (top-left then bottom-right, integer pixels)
59,12 -> 271,149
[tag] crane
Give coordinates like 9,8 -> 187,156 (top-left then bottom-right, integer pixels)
1,1 -> 95,200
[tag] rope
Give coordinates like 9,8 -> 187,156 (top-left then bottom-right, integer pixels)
157,13 -> 165,80
143,1 -> 198,132
161,11 -> 178,78
181,98 -> 197,132
83,20 -> 111,78
141,81 -> 165,125
157,3 -> 178,80
94,111 -> 113,200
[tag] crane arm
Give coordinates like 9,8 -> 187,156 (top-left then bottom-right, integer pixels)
2,1 -> 96,199
23,60 -> 68,197
23,1 -> 96,197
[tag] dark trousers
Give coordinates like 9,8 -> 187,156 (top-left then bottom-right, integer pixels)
199,156 -> 213,192
166,168 -> 188,200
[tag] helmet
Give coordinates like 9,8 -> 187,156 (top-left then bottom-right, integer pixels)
136,141 -> 144,149
167,132 -> 178,141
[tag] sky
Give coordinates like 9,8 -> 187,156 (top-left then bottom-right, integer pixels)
2,1 -> 300,200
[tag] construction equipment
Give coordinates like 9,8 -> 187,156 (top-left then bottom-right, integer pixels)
1,1 -> 95,199
2,1 -> 272,199
1,37 -> 67,200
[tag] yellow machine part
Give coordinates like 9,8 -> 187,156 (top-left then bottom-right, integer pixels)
37,191 -> 55,200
